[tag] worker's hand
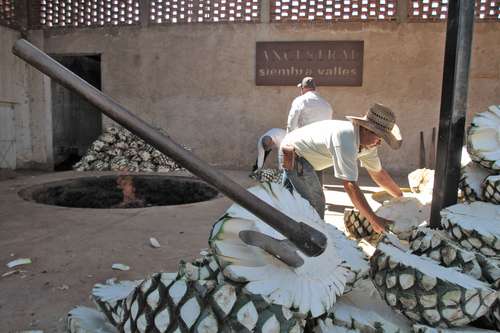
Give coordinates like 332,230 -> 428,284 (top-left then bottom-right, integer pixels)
370,216 -> 394,234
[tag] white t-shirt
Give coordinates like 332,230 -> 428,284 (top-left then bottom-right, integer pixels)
280,120 -> 381,181
287,91 -> 333,132
257,128 -> 286,169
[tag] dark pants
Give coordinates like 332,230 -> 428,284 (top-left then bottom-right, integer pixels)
283,157 -> 325,219
252,149 -> 271,172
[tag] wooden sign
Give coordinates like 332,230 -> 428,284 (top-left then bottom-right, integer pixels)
256,41 -> 364,86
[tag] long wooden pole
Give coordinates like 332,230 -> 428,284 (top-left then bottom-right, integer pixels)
430,0 -> 475,227
13,38 -> 327,257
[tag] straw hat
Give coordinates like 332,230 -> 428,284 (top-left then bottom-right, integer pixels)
346,103 -> 402,149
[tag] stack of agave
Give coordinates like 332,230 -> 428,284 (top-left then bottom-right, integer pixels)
459,105 -> 500,202
73,126 -> 190,172
369,105 -> 500,331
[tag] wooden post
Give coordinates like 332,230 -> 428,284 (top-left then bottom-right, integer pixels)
429,127 -> 436,169
429,0 -> 475,228
419,131 -> 426,168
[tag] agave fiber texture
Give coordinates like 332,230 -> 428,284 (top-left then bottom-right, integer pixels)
483,175 -> 500,205
249,168 -> 283,183
409,228 -> 500,287
370,243 -> 497,328
459,162 -> 492,202
209,182 -> 368,318
91,255 -> 304,333
441,202 -> 500,257
344,197 -> 429,241
467,105 -> 500,171
344,208 -> 373,239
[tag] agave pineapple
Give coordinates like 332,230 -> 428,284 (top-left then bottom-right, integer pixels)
467,105 -> 500,171
409,228 -> 500,287
249,168 -> 283,183
314,301 -> 409,333
370,243 -> 497,327
210,182 -> 368,317
483,175 -> 500,204
441,202 -> 500,257
344,197 -> 429,241
89,253 -> 304,333
92,274 -> 304,333
459,162 -> 492,202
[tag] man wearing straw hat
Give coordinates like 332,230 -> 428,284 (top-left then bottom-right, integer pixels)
280,103 -> 403,233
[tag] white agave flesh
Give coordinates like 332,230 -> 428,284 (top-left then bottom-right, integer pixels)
441,202 -> 500,247
371,244 -> 497,327
467,105 -> 500,170
377,243 -> 493,290
92,280 -> 142,303
376,197 -> 430,239
319,275 -> 412,331
210,183 -> 356,317
67,306 -> 118,333
313,319 -> 361,333
408,168 -> 434,195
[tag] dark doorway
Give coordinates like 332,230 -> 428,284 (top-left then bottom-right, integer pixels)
51,55 -> 102,171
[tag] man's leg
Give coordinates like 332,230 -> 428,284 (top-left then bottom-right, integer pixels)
252,150 -> 272,172
284,157 -> 325,219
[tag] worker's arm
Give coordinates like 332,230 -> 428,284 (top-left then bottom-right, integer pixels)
343,179 -> 393,233
367,169 -> 403,198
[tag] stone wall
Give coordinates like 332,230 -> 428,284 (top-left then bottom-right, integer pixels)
5,19 -> 500,174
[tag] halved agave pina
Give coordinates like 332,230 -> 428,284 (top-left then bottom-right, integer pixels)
459,162 -> 492,202
467,105 -> 500,171
325,223 -> 370,293
408,168 -> 435,197
441,202 -> 500,257
314,277 -> 412,333
91,274 -> 304,333
67,306 -> 118,333
344,208 -> 373,239
483,174 -> 500,204
370,243 -> 497,327
409,228 -> 500,286
314,299 -> 411,333
90,254 -> 304,333
344,197 -> 429,241
209,183 -> 367,318
376,197 -> 430,240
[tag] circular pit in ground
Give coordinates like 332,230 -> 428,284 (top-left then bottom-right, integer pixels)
19,175 -> 219,208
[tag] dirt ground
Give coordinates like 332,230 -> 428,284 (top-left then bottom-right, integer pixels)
0,168 -> 397,333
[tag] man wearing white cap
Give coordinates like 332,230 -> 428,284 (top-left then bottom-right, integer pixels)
280,103 -> 403,233
252,128 -> 286,172
286,76 -> 333,133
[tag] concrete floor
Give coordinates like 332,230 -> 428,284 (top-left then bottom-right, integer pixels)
0,169 -> 406,333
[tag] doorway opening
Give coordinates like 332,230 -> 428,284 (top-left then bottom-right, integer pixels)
51,54 -> 102,171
